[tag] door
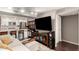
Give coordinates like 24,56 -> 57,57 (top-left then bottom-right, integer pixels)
61,15 -> 78,44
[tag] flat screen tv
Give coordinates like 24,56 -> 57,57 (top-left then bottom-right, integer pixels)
35,16 -> 52,31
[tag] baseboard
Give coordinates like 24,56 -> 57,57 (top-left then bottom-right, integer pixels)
62,40 -> 79,46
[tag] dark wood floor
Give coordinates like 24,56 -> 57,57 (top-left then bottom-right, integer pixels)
55,41 -> 79,51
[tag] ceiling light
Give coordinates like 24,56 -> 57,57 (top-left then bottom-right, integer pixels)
20,9 -> 25,13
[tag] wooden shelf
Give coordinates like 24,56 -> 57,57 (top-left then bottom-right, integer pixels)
28,20 -> 35,29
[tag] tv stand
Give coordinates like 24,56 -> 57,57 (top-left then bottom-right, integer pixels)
36,31 -> 55,49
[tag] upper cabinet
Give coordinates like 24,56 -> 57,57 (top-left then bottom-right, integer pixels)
1,15 -> 18,26
1,15 -> 10,26
0,15 -> 27,29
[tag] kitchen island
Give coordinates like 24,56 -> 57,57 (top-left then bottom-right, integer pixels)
0,27 -> 28,41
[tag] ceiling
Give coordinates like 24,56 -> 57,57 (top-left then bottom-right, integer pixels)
12,7 -> 62,13
0,7 -> 79,17
0,7 -> 63,17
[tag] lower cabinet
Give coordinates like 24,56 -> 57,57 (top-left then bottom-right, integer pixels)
10,30 -> 24,41
18,30 -> 24,41
0,30 -> 27,41
10,31 -> 17,38
10,30 -> 25,41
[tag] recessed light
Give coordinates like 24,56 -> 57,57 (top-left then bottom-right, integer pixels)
20,9 -> 25,13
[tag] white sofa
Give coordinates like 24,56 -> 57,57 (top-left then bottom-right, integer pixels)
0,35 -> 30,51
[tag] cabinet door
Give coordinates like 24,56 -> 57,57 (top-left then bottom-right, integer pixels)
10,31 -> 17,38
24,30 -> 28,38
18,30 -> 24,40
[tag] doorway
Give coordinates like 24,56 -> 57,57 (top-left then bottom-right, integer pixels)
61,15 -> 78,45
55,15 -> 79,51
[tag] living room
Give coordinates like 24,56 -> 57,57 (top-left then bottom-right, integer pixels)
0,7 -> 79,51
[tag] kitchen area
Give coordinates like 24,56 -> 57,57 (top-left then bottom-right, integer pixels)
0,14 -> 35,41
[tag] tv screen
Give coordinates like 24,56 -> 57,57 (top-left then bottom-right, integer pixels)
35,16 -> 52,31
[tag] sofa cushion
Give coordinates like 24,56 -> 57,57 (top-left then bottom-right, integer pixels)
1,35 -> 13,45
8,39 -> 23,48
0,40 -> 12,51
0,35 -> 30,51
8,37 -> 30,51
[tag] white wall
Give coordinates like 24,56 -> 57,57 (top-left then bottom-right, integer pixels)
37,11 -> 56,19
78,12 -> 79,45
55,15 -> 61,46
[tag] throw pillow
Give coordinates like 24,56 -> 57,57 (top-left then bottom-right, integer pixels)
1,36 -> 12,45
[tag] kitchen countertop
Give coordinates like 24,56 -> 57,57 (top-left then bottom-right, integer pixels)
0,28 -> 28,32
